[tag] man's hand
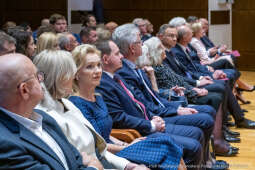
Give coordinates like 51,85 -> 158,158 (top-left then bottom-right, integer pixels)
207,66 -> 214,72
192,88 -> 208,96
177,107 -> 198,115
219,45 -> 227,53
81,152 -> 103,170
171,86 -> 185,96
129,137 -> 147,146
151,116 -> 165,132
198,79 -> 213,87
125,163 -> 150,170
213,70 -> 227,80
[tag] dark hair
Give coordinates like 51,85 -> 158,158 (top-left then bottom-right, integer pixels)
19,22 -> 31,32
11,30 -> 32,55
95,40 -> 111,56
49,13 -> 66,25
37,25 -> 56,38
82,14 -> 95,27
0,32 -> 16,54
157,24 -> 175,36
187,16 -> 198,24
80,26 -> 96,38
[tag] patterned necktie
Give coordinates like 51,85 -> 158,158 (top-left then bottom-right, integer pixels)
136,69 -> 165,108
114,75 -> 149,120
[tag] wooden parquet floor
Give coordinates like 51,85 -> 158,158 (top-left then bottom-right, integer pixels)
218,71 -> 255,170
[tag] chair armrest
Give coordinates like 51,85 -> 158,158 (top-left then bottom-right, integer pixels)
111,129 -> 141,143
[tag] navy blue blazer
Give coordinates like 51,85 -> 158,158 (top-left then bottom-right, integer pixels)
200,35 -> 215,50
0,109 -> 95,170
164,50 -> 200,87
171,44 -> 213,77
96,72 -> 153,135
117,60 -> 181,117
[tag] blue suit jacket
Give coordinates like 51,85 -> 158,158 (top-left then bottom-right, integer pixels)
0,109 -> 95,170
96,72 -> 153,135
171,44 -> 213,77
117,61 -> 181,117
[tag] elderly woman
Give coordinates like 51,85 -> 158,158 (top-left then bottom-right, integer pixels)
69,44 -> 186,170
190,22 -> 234,68
36,32 -> 59,54
140,37 -> 239,163
33,50 -> 147,170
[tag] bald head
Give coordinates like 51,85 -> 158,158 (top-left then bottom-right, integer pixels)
177,25 -> 193,45
0,53 -> 35,99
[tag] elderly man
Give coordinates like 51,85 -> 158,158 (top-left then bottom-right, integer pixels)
57,32 -> 79,52
0,53 -> 101,170
112,23 -> 217,169
0,32 -> 16,56
132,18 -> 151,42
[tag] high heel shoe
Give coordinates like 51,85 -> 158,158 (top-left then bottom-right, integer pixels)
236,85 -> 255,92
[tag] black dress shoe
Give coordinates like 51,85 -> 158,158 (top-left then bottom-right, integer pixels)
206,160 -> 229,170
224,132 -> 241,143
225,128 -> 240,137
236,118 -> 255,129
226,121 -> 235,127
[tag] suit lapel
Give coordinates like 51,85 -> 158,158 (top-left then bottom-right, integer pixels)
19,123 -> 65,168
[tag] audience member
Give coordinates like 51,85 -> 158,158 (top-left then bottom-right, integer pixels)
49,13 -> 67,33
105,21 -> 118,34
0,32 -> 16,56
133,18 -> 150,42
80,26 -> 98,44
169,17 -> 187,28
36,32 -> 59,54
2,21 -> 16,33
70,44 -> 185,170
82,14 -> 97,27
57,32 -> 79,52
0,53 -> 98,169
96,27 -> 111,41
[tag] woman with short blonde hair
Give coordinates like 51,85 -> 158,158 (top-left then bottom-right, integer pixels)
36,32 -> 59,54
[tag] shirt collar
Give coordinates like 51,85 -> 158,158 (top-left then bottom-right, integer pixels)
0,106 -> 43,131
103,71 -> 114,79
178,43 -> 187,51
123,58 -> 136,70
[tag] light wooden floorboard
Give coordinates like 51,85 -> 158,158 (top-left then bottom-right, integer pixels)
217,71 -> 255,170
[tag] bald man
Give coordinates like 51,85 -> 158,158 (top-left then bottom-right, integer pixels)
0,53 -> 100,170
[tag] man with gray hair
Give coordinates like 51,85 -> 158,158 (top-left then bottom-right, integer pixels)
113,23 -> 216,169
57,32 -> 79,52
0,32 -> 16,56
132,18 -> 150,42
169,17 -> 187,28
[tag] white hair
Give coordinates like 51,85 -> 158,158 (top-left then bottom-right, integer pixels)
136,45 -> 151,67
143,37 -> 164,66
169,17 -> 187,28
112,23 -> 140,56
33,50 -> 77,99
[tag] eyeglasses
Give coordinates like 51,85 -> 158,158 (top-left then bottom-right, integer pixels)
17,71 -> 45,88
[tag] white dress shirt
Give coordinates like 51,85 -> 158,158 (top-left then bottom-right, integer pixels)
0,107 -> 69,170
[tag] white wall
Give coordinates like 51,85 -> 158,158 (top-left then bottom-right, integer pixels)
208,0 -> 233,49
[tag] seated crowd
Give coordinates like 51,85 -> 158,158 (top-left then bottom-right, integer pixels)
0,13 -> 255,170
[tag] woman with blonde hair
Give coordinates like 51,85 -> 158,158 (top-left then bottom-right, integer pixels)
70,44 -> 186,170
34,49 -> 147,170
36,32 -> 59,54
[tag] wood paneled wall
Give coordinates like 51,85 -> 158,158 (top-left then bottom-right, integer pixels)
0,0 -> 67,30
233,1 -> 255,71
103,0 -> 208,34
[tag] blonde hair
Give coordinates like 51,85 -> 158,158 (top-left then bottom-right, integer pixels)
33,50 -> 77,99
191,22 -> 202,35
71,44 -> 101,92
36,32 -> 58,54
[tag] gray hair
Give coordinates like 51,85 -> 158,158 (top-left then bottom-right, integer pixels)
169,17 -> 187,28
57,32 -> 71,50
0,32 -> 16,54
177,25 -> 189,42
157,24 -> 173,36
33,50 -> 77,99
112,23 -> 140,56
143,37 -> 164,66
132,18 -> 144,26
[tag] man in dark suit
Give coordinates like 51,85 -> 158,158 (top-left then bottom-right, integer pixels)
169,25 -> 255,129
96,39 -> 209,168
0,53 -> 101,170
